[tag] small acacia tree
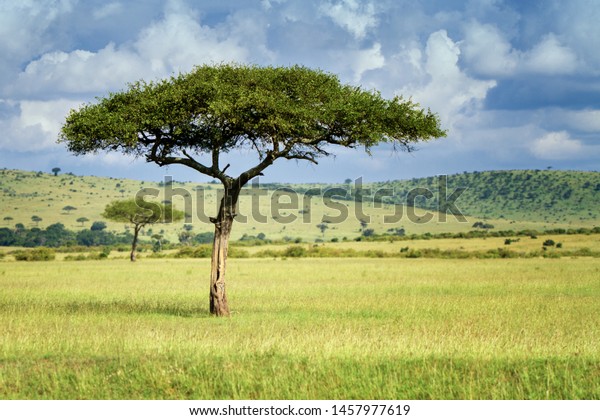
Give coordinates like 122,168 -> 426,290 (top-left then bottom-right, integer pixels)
60,63 -> 445,316
62,205 -> 77,214
102,199 -> 184,262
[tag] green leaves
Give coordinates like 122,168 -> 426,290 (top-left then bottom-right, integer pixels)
102,199 -> 184,226
59,63 -> 446,183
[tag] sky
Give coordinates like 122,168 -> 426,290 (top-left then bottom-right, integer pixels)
1,0 -> 599,183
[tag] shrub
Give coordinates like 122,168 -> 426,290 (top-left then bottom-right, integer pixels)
174,246 -> 248,259
64,254 -> 88,261
284,246 -> 307,258
175,246 -> 212,258
405,249 -> 422,258
543,239 -> 556,247
194,231 -> 214,244
229,247 -> 249,258
13,248 -> 56,261
90,221 -> 107,231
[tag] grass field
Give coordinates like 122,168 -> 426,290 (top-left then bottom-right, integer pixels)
1,258 -> 599,399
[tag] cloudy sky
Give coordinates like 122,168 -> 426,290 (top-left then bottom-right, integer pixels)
1,0 -> 599,183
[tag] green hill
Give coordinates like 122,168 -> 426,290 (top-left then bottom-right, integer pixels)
0,168 -> 598,245
369,170 -> 600,225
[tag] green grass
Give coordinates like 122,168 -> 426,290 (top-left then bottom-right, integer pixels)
1,258 -> 599,399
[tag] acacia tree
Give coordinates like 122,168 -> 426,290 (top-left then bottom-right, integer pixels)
60,64 -> 445,316
102,199 -> 184,262
62,205 -> 77,214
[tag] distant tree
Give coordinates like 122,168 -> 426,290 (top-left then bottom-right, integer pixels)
76,217 -> 90,227
62,205 -> 77,214
472,221 -> 494,229
31,215 -> 42,227
151,234 -> 164,252
317,223 -> 329,237
344,178 -> 352,185
194,231 -> 215,244
59,63 -> 445,316
359,219 -> 368,232
15,223 -> 25,232
3,216 -> 13,224
51,167 -> 61,176
102,199 -> 184,262
362,228 -> 375,237
178,230 -> 193,245
90,221 -> 107,231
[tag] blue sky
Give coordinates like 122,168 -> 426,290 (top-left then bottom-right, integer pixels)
1,0 -> 599,183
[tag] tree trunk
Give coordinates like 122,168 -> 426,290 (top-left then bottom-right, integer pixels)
209,187 -> 239,317
131,224 -> 141,262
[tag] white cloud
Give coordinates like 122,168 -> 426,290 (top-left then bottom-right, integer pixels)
11,2 -> 265,98
530,131 -> 584,160
399,30 -> 496,129
15,45 -> 148,95
133,9 -> 249,75
522,33 -> 578,75
0,0 -> 74,55
331,42 -> 385,82
319,0 -> 377,40
0,99 -> 80,152
462,22 -> 579,77
462,21 -> 518,76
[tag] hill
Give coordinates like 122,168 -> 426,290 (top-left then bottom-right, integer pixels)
0,168 -> 598,245
369,169 -> 600,225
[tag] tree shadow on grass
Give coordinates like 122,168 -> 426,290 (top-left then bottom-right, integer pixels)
48,300 -> 212,318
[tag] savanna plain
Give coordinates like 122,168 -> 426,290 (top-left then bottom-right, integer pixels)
1,255 -> 599,399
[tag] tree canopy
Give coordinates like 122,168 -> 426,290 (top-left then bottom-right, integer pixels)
59,64 -> 445,189
102,199 -> 184,226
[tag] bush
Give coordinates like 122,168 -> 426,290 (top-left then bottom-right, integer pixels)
64,254 -> 88,261
90,221 -> 107,231
405,249 -> 422,258
174,245 -> 248,259
543,239 -> 556,247
175,246 -> 212,258
13,248 -> 56,261
194,231 -> 214,244
229,247 -> 249,258
284,246 -> 307,258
